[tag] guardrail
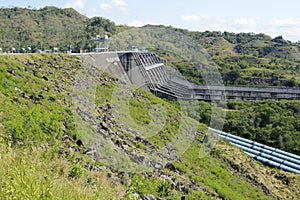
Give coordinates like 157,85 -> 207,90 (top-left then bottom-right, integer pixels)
209,128 -> 300,174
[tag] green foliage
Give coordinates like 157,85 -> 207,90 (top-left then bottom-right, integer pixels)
0,54 -> 80,145
0,53 -> 299,200
1,6 -> 300,86
0,7 -> 117,52
128,174 -> 178,199
185,99 -> 300,155
157,180 -> 173,197
0,144 -> 125,200
224,100 -> 300,155
176,141 -> 270,200
151,30 -> 300,87
69,163 -> 84,178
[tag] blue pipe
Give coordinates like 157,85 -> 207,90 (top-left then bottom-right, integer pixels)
210,128 -> 300,158
210,128 -> 300,160
209,128 -> 300,174
209,128 -> 300,160
230,143 -> 300,174
218,133 -> 300,167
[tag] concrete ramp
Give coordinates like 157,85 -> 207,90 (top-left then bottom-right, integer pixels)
78,53 -> 131,84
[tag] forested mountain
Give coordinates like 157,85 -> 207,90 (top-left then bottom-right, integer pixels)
1,7 -> 299,87
151,28 -> 300,87
0,6 -> 117,52
190,31 -> 300,87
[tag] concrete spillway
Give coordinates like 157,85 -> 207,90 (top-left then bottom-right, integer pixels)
77,52 -> 132,84
77,52 -> 300,173
77,51 -> 300,101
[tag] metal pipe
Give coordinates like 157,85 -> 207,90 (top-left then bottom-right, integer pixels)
209,128 -> 300,174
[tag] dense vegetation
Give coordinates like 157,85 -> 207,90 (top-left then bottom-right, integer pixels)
1,6 -> 299,87
154,47 -> 300,88
0,6 -> 299,199
1,54 -> 299,199
225,100 -> 300,154
179,100 -> 300,155
0,6 -> 119,52
0,54 -> 125,199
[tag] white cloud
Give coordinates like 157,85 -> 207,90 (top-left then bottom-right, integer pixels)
210,24 -> 224,30
193,16 -> 300,41
112,0 -> 127,7
127,20 -> 144,27
127,20 -> 159,27
234,18 -> 255,27
268,18 -> 300,41
100,0 -> 129,14
112,0 -> 128,12
180,15 -> 210,22
66,0 -> 87,9
273,17 -> 300,27
100,3 -> 112,10
181,15 -> 199,21
234,18 -> 247,26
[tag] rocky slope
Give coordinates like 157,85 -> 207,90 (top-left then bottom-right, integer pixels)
0,54 -> 299,199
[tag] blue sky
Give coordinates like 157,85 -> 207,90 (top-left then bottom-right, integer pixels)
2,0 -> 300,41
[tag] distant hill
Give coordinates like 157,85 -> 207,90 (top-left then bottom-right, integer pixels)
0,6 -> 299,87
0,6 -> 117,52
150,28 -> 300,87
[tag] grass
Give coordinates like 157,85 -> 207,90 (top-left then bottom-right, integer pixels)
0,144 -> 125,200
94,74 -> 274,200
173,141 -> 270,200
0,53 -> 299,199
216,141 -> 300,199
128,174 -> 181,199
206,37 -> 237,56
0,61 -> 77,146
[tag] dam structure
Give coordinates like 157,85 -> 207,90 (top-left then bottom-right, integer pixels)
77,51 -> 300,101
77,51 -> 300,173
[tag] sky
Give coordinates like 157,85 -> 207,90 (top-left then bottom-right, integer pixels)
2,0 -> 300,42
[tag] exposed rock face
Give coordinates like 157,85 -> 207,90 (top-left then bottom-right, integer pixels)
58,68 -> 216,198
144,194 -> 159,200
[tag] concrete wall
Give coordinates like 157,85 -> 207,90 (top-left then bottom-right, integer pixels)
118,52 -> 149,90
193,86 -> 300,101
77,52 -> 300,101
78,52 -> 132,84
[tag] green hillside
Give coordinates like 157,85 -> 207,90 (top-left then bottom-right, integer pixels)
0,54 -> 299,199
142,27 -> 300,87
1,7 -> 300,87
0,6 -> 117,52
0,6 -> 300,199
178,100 -> 300,155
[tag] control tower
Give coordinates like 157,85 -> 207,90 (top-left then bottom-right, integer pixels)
92,35 -> 109,52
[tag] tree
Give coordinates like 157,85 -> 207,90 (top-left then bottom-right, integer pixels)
224,70 -> 241,85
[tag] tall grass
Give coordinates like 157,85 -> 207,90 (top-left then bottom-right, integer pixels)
0,144 -> 125,200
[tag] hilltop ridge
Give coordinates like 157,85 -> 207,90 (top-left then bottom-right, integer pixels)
1,6 -> 299,88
